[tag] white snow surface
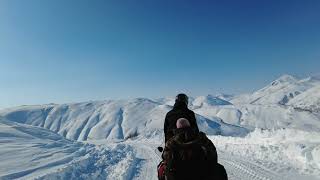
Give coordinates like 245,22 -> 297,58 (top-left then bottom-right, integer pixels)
0,98 -> 248,142
192,95 -> 233,107
288,85 -> 320,113
0,74 -> 320,179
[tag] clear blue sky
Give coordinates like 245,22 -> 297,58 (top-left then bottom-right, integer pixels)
0,0 -> 319,108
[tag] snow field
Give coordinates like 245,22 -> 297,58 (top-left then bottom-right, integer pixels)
209,128 -> 320,179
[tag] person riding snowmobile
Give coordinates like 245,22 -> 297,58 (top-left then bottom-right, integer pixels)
164,94 -> 199,142
158,118 -> 228,180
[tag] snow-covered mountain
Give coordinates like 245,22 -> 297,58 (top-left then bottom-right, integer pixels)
231,74 -> 320,106
1,74 -> 320,180
1,74 -> 320,141
192,95 -> 233,108
288,85 -> 320,113
212,75 -> 320,130
0,98 -> 248,141
216,93 -> 234,101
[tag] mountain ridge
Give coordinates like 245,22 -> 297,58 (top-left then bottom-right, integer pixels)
1,74 -> 319,142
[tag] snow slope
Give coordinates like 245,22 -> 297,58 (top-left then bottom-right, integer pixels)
0,98 -> 248,142
1,117 -> 319,180
288,85 -> 320,113
0,118 -> 89,179
0,117 -> 158,180
192,100 -> 320,131
210,129 -> 320,180
231,75 -> 320,106
192,95 -> 233,108
191,75 -> 320,131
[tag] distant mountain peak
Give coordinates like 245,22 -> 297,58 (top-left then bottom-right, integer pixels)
306,74 -> 320,81
193,95 -> 232,107
216,93 -> 234,101
276,74 -> 297,82
271,74 -> 298,86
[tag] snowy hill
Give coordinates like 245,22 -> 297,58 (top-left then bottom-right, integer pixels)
192,95 -> 233,108
216,93 -> 234,101
192,101 -> 320,131
231,74 -> 320,106
288,85 -> 320,113
1,74 -> 320,140
0,98 -> 248,141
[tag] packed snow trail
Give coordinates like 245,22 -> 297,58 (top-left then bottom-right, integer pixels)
88,139 -> 160,180
90,139 -> 320,180
220,153 -> 282,180
112,143 -> 316,180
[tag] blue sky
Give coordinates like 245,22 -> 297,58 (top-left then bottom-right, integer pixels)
0,0 -> 319,108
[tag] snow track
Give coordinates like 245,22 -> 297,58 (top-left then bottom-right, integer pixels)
128,143 -> 159,180
127,143 -> 283,180
93,141 -> 160,180
1,118 -> 319,179
220,154 -> 282,180
0,131 -> 319,180
117,141 -> 320,180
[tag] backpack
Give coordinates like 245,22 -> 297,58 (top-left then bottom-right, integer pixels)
164,132 -> 212,180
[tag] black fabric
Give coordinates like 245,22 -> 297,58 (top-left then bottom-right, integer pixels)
163,130 -> 224,180
212,163 -> 228,180
164,101 -> 199,142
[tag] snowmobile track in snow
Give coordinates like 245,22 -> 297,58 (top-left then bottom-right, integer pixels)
128,142 -> 285,180
220,154 -> 282,180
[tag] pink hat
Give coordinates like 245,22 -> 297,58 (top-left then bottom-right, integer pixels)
176,118 -> 191,129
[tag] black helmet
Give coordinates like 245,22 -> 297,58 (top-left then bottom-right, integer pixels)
175,93 -> 188,105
